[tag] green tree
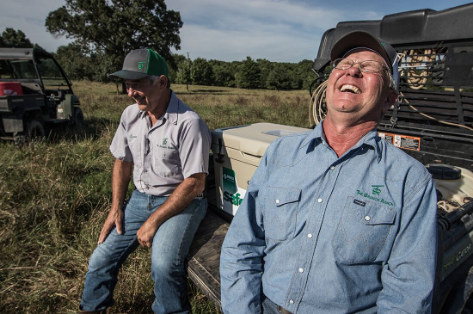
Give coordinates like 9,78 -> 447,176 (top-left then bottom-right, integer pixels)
53,43 -> 100,81
191,57 -> 214,86
236,56 -> 260,89
266,63 -> 292,91
211,60 -> 235,87
257,58 -> 272,89
177,53 -> 192,90
0,28 -> 35,48
168,53 -> 186,84
296,59 -> 315,90
45,0 -> 183,86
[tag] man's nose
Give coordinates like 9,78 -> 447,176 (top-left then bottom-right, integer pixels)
347,63 -> 363,76
127,88 -> 135,97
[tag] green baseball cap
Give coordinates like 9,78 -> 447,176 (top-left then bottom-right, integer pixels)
109,49 -> 169,80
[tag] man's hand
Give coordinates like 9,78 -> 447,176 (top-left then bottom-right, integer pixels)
137,221 -> 158,247
134,173 -> 206,248
97,159 -> 132,244
98,208 -> 124,244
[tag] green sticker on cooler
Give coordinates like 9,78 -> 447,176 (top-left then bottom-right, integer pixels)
222,167 -> 245,215
223,167 -> 237,194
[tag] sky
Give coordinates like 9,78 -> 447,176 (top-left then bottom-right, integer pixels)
1,0 -> 472,63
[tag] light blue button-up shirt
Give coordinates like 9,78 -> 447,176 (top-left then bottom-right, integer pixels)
220,121 -> 438,313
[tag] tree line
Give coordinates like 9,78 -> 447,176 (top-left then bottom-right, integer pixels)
175,55 -> 315,91
58,51 -> 315,91
2,0 -> 316,91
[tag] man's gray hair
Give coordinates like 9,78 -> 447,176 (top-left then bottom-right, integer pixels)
149,75 -> 170,88
386,71 -> 397,92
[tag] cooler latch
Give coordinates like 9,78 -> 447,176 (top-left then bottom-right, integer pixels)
215,138 -> 225,163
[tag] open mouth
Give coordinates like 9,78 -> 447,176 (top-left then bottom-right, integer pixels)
339,84 -> 361,94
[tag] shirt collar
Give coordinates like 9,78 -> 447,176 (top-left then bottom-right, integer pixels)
302,120 -> 382,161
356,128 -> 382,162
163,90 -> 179,125
299,122 -> 324,151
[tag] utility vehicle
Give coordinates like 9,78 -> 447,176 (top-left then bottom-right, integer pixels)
0,48 -> 82,143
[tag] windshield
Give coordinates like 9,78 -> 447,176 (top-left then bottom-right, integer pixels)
35,56 -> 69,88
0,59 -> 38,79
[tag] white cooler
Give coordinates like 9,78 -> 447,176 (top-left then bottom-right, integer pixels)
211,123 -> 310,216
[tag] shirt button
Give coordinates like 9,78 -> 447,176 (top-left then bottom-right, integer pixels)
289,300 -> 294,304
298,268 -> 304,273
275,199 -> 280,204
330,166 -> 335,170
317,198 -> 323,203
365,216 -> 371,221
307,234 -> 313,238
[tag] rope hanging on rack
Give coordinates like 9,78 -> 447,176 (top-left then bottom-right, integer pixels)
309,80 -> 328,126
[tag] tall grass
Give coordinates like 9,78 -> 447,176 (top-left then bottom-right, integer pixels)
0,81 -> 311,313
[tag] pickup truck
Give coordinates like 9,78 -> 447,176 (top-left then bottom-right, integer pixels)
187,4 -> 473,313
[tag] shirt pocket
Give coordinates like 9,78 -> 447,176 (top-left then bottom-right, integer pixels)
129,140 -> 142,168
332,196 -> 396,264
261,186 -> 301,242
153,145 -> 180,178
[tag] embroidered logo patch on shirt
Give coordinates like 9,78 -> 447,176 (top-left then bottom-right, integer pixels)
371,185 -> 384,195
356,187 -> 394,207
158,138 -> 175,150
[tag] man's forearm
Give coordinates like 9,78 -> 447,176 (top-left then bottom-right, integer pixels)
145,173 -> 206,228
111,159 -> 133,211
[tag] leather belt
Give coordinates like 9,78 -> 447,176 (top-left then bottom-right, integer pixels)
277,305 -> 293,314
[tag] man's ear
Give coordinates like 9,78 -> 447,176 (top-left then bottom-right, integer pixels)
382,89 -> 398,113
159,75 -> 167,87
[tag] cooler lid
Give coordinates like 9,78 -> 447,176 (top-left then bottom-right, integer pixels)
212,123 -> 310,157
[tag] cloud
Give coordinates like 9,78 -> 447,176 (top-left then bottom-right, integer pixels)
177,24 -> 316,62
167,0 -> 382,62
169,0 -> 345,32
0,0 -> 386,60
0,0 -> 72,52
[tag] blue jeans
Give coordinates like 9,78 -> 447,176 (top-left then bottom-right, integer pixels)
79,190 -> 207,313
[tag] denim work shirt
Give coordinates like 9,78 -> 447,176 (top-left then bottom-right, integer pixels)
220,121 -> 438,314
110,91 -> 211,196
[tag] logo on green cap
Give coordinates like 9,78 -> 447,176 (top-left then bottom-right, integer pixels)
138,62 -> 145,70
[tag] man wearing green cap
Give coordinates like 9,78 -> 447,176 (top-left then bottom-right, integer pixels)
78,49 -> 211,314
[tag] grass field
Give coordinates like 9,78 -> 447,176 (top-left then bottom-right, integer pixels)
0,81 -> 311,313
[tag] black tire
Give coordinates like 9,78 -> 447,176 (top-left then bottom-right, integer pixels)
73,107 -> 85,127
26,120 -> 45,142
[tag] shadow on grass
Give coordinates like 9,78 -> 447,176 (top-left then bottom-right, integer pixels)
113,294 -> 156,314
45,117 -> 117,143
